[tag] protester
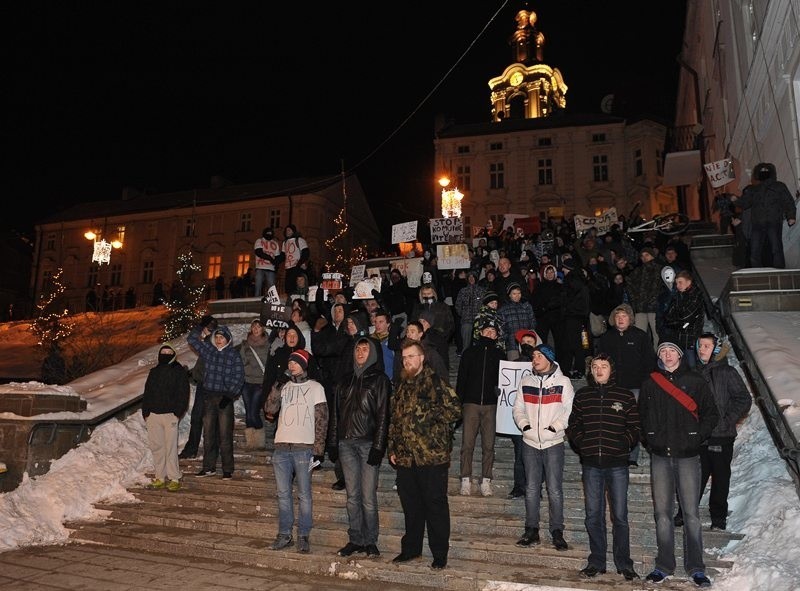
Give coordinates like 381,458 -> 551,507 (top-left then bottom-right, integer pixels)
498,282 -> 536,360
237,318 -> 270,450
281,224 -> 310,295
253,227 -> 281,298
179,315 -> 218,459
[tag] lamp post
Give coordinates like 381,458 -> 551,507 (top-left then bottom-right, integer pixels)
438,176 -> 463,218
85,227 -> 122,264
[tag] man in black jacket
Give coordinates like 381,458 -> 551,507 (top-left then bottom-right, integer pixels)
567,353 -> 640,581
327,337 -> 391,559
639,342 -> 718,587
456,318 -> 506,497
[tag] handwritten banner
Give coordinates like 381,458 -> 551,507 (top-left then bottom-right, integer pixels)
260,302 -> 292,330
391,221 -> 418,244
429,217 -> 464,243
704,158 -> 735,188
574,207 -> 618,235
496,360 -> 533,435
349,264 -> 366,287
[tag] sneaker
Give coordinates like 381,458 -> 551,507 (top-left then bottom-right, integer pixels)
337,542 -> 364,557
460,477 -> 471,496
617,568 -> 640,581
515,528 -> 539,547
480,478 -> 493,497
331,479 -> 346,491
431,557 -> 447,570
645,568 -> 670,583
579,565 -> 606,578
178,450 -> 196,459
392,552 -> 421,564
365,544 -> 380,558
551,529 -> 568,551
710,519 -> 727,531
147,478 -> 166,489
507,487 -> 525,499
392,482 -> 398,491
222,472 -> 233,480
166,479 -> 181,492
297,536 -> 310,554
270,533 -> 293,550
691,572 -> 712,588
195,469 -> 216,477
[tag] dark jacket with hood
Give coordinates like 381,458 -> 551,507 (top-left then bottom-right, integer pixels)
567,358 -> 640,468
594,304 -> 657,390
661,283 -> 705,350
736,162 -> 797,225
141,344 -> 190,417
638,355 -> 719,458
328,337 -> 391,453
697,343 -> 752,444
187,324 -> 245,399
262,323 -> 322,395
456,335 -> 505,405
411,288 -> 454,341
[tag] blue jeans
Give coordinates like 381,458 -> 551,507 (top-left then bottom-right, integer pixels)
201,392 -> 235,473
339,439 -> 380,546
522,442 -> 565,533
241,382 -> 264,429
650,453 -> 705,576
272,447 -> 313,536
460,321 -> 473,352
255,269 -> 277,298
582,465 -> 633,571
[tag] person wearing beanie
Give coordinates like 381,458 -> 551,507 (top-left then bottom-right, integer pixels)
254,227 -> 281,298
237,319 -> 270,450
638,340 -> 718,586
494,257 -> 529,304
567,353 -> 640,581
498,283 -> 537,360
595,302 -> 657,466
264,344 -> 327,554
327,337 -> 390,558
473,292 -> 505,352
456,318 -> 506,497
188,323 -> 245,480
512,342 -> 574,552
141,344 -> 190,492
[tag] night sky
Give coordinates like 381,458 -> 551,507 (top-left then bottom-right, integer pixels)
6,2 -> 686,238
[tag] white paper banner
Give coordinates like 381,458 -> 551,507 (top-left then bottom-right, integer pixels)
390,258 -> 424,288
264,285 -> 281,305
436,244 -> 471,270
429,217 -> 464,243
496,360 -> 533,435
349,264 -> 366,287
574,207 -> 618,235
704,158 -> 735,188
391,221 -> 418,244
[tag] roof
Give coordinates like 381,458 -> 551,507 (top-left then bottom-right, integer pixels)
435,112 -> 651,139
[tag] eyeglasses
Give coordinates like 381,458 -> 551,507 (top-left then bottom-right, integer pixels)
401,354 -> 422,360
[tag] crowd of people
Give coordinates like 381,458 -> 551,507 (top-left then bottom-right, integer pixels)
139,214 -> 755,586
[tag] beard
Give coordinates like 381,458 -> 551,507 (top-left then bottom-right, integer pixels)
399,366 -> 421,381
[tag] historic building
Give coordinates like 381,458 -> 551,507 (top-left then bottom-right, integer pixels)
30,175 -> 380,312
433,6 -> 678,237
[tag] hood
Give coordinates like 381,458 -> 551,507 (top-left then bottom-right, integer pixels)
212,326 -> 233,349
353,336 -> 380,377
754,162 -> 777,182
158,343 -> 178,365
284,322 -> 307,350
610,303 -> 634,324
346,310 -> 370,337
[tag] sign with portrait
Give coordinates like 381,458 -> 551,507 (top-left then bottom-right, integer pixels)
436,243 -> 470,270
390,257 -> 424,287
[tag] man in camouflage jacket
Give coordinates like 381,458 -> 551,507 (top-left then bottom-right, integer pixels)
388,339 -> 461,570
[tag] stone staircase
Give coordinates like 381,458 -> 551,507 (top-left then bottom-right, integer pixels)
66,428 -> 741,588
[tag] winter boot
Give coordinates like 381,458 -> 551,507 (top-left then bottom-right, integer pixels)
244,427 -> 257,450
252,427 -> 266,450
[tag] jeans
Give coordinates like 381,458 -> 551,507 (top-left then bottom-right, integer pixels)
181,385 -> 207,456
460,321 -> 473,352
241,382 -> 264,429
510,434 -> 526,491
700,442 -> 734,523
201,392 -> 235,473
254,269 -> 276,298
459,403 -> 496,480
339,439 -> 380,546
582,465 -> 633,571
749,221 -> 785,268
272,447 -> 313,536
522,442 -> 565,533
650,453 -> 705,576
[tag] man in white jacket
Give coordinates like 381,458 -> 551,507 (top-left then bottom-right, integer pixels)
512,344 -> 574,551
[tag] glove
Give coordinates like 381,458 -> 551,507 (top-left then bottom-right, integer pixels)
545,425 -> 556,433
367,448 -> 384,467
200,314 -> 217,329
313,454 -> 324,464
219,397 -> 231,409
326,445 -> 339,464
522,425 -> 531,432
142,411 -> 150,419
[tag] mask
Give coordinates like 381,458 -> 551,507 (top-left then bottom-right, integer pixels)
422,297 -> 434,304
158,352 -> 174,365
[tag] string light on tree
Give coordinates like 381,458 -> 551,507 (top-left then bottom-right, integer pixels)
323,168 -> 368,276
29,267 -> 75,347
162,252 -> 207,341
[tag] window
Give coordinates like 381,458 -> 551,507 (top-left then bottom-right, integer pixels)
592,155 -> 609,182
592,133 -> 607,143
142,260 -> 154,284
88,265 -> 99,288
537,158 -> 553,185
46,233 -> 56,251
207,255 -> 222,280
269,209 -> 281,230
116,225 -> 126,245
634,149 -> 643,177
110,264 -> 123,287
489,142 -> 503,151
185,218 -> 195,238
656,149 -> 663,176
456,165 -> 471,191
236,253 -> 251,277
538,137 -> 552,147
489,162 -> 505,189
239,212 -> 252,232
457,145 -> 470,154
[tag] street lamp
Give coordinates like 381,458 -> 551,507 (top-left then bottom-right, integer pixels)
439,177 -> 463,218
85,228 -> 122,264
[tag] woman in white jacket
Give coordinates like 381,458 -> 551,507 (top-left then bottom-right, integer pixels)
512,344 -> 574,552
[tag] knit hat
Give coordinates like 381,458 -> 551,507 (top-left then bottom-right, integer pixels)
656,341 -> 683,358
288,349 -> 310,370
561,258 -> 575,271
506,282 -> 522,296
640,246 -> 656,258
515,329 -> 540,345
533,344 -> 556,363
477,318 -> 499,332
481,292 -> 500,306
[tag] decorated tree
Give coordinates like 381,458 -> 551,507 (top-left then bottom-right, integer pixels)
162,252 -> 207,341
324,172 -> 369,277
29,267 -> 75,349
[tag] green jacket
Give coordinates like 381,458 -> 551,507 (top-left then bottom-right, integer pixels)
388,365 -> 461,468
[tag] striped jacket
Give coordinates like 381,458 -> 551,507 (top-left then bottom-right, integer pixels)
513,362 -> 574,450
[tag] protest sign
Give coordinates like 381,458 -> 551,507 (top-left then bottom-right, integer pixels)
704,158 -> 735,188
574,207 -> 618,235
391,221 -> 417,244
496,360 -> 532,435
429,217 -> 463,243
436,243 -> 471,270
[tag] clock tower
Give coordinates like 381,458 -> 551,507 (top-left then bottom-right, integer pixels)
488,6 -> 567,121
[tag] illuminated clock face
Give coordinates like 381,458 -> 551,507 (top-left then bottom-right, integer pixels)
510,72 -> 524,86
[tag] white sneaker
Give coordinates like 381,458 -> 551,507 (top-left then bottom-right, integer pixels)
480,478 -> 493,497
460,477 -> 471,496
